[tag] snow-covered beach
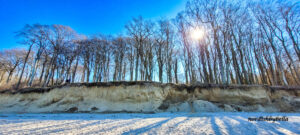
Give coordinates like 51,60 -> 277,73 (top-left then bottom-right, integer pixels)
0,112 -> 299,135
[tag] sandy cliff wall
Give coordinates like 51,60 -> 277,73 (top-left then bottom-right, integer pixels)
0,82 -> 299,113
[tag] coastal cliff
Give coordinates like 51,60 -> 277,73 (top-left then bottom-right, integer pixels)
0,82 -> 299,113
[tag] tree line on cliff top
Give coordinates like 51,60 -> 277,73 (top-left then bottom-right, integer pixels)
0,0 -> 299,89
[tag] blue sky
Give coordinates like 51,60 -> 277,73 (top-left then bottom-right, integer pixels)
0,0 -> 187,50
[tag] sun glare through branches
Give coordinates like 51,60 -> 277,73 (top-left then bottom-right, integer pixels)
190,26 -> 205,41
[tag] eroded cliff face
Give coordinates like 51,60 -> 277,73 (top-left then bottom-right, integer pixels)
0,82 -> 299,113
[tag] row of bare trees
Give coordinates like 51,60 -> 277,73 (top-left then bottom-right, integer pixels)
0,0 -> 299,89
181,0 -> 299,85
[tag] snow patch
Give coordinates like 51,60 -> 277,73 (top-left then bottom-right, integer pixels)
193,100 -> 222,112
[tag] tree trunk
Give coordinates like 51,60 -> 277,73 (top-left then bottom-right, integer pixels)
16,44 -> 33,89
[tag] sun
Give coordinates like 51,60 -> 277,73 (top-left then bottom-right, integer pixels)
191,27 -> 204,40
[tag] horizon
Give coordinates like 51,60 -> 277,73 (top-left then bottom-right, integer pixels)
0,0 -> 186,50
